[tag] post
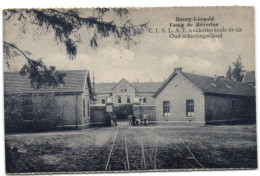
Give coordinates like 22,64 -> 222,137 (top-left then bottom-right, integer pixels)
75,94 -> 78,128
139,98 -> 142,120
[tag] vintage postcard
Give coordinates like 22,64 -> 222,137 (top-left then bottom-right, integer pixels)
3,7 -> 256,174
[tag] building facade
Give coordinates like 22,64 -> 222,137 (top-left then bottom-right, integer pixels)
242,71 -> 255,86
153,68 -> 255,126
4,70 -> 94,132
94,78 -> 162,106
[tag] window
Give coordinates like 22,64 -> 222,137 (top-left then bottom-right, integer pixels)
143,98 -> 147,103
102,98 -> 106,104
163,101 -> 170,117
83,99 -> 86,117
186,100 -> 194,117
118,96 -> 122,103
121,88 -> 127,92
232,100 -> 235,109
139,98 -> 142,102
127,96 -> 130,103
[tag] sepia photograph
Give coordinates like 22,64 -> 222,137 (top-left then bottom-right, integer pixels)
2,6 -> 257,174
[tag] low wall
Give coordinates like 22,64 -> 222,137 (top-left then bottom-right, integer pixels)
149,120 -> 206,126
133,105 -> 156,121
90,105 -> 106,125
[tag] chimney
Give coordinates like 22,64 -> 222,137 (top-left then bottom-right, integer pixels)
214,75 -> 217,81
217,76 -> 224,79
214,75 -> 224,81
174,67 -> 182,72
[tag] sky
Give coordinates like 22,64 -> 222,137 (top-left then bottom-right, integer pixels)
3,7 -> 255,83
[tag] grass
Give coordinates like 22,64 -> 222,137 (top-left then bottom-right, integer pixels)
5,124 -> 257,173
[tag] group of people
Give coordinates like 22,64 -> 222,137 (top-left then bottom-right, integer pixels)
105,113 -> 117,126
128,113 -> 148,126
105,113 -> 148,127
128,114 -> 137,126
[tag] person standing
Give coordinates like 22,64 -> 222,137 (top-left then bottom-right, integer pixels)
105,113 -> 111,126
128,114 -> 133,126
132,115 -> 136,126
112,113 -> 117,126
143,114 -> 148,126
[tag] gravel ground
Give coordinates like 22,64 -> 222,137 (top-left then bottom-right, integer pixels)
5,124 -> 257,173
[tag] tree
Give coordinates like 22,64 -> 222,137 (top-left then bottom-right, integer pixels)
226,55 -> 244,82
3,8 -> 148,88
114,104 -> 133,120
5,92 -> 62,132
32,93 -> 61,130
226,65 -> 232,80
232,55 -> 244,82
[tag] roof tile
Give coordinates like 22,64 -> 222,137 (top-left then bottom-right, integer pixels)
153,71 -> 255,97
4,70 -> 88,94
94,81 -> 162,94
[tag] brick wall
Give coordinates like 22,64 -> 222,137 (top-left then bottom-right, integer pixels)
55,93 -> 82,127
205,94 -> 255,124
94,93 -> 111,104
90,105 -> 106,124
113,79 -> 135,105
133,105 -> 156,121
136,93 -> 155,105
154,74 -> 205,126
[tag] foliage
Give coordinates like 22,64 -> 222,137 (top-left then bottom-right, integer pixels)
4,41 -> 67,88
4,93 -> 61,132
226,65 -> 232,80
114,104 -> 133,120
226,55 -> 244,82
32,93 -> 61,129
4,94 -> 32,120
5,143 -> 23,173
3,8 -> 148,88
4,8 -> 148,58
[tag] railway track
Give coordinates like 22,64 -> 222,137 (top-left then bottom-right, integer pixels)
105,127 -> 130,171
135,129 -> 204,169
105,127 -> 204,170
161,135 -> 205,169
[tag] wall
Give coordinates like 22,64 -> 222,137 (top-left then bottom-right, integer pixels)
55,93 -> 83,128
136,93 -> 155,105
33,93 -> 84,128
94,93 -> 112,105
4,92 -> 84,132
205,94 -> 256,124
133,105 -> 156,121
112,79 -> 136,106
90,105 -> 106,124
154,73 -> 205,126
80,83 -> 92,126
35,92 -> 88,129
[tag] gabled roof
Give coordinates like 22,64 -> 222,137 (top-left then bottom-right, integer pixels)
134,82 -> 163,93
153,71 -> 255,98
4,70 -> 91,94
94,80 -> 163,94
112,78 -> 135,90
94,83 -> 115,94
242,71 -> 255,84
